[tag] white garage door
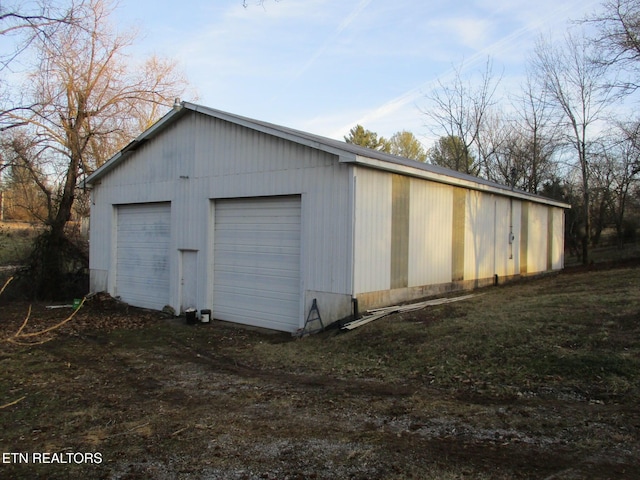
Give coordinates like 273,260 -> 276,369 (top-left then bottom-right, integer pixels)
116,203 -> 171,310
213,196 -> 301,332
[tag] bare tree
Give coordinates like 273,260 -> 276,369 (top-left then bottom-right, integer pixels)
504,74 -> 560,193
585,0 -> 640,94
598,122 -> 640,244
423,59 -> 500,176
532,31 -> 615,264
0,1 -> 82,69
3,0 -> 188,298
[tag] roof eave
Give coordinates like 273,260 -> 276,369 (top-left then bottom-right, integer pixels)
347,155 -> 571,209
83,101 -> 571,209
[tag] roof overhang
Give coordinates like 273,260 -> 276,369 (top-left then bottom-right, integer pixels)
342,155 -> 571,209
84,101 -> 570,210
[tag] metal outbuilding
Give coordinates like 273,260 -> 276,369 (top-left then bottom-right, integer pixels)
84,101 -> 569,333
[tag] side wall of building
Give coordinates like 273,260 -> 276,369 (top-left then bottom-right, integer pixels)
352,166 -> 565,311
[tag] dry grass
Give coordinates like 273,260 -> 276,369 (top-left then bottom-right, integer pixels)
245,267 -> 640,402
0,222 -> 39,266
1,264 -> 639,479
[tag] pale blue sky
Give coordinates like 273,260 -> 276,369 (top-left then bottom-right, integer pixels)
114,0 -> 602,147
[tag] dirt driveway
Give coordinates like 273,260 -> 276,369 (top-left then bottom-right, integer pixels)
1,270 -> 639,479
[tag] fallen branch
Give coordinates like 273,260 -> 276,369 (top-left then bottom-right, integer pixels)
0,395 -> 26,410
5,297 -> 87,345
0,276 -> 13,297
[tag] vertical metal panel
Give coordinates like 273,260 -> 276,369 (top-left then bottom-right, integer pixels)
547,208 -> 554,271
550,207 -> 565,270
408,179 -> 453,286
302,161 -> 352,296
464,191 -> 497,280
527,203 -> 548,273
508,199 -> 521,275
88,200 -> 112,292
494,196 -> 515,277
390,174 -> 410,289
451,187 -> 466,281
353,167 -> 392,294
179,250 -> 198,312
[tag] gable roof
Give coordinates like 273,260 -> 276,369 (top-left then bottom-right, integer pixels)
85,101 -> 570,209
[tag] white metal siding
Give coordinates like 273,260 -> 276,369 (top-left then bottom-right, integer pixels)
494,196 -> 515,277
527,203 -> 549,273
408,179 -> 453,286
464,191 -> 496,280
353,168 -> 392,294
213,196 -> 302,332
116,203 -> 171,310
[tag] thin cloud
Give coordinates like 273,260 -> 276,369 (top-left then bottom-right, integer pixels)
336,0 -> 599,137
285,0 -> 373,86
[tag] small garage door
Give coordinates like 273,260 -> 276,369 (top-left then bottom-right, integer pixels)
116,203 -> 171,310
213,196 -> 301,332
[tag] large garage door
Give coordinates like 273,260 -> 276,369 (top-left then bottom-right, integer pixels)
213,196 -> 301,332
116,203 -> 171,310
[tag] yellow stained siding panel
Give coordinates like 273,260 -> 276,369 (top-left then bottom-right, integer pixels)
390,175 -> 410,289
451,188 -> 466,281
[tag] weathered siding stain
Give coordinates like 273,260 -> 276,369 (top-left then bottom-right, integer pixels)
390,174 -> 410,289
452,187 -> 466,281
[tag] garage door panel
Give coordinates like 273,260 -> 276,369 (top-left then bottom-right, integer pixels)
215,230 -> 300,246
116,203 -> 171,311
213,196 -> 301,332
215,253 -> 300,272
214,270 -> 300,293
214,295 -> 299,325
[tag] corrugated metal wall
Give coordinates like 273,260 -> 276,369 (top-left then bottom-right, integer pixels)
352,168 -> 565,302
526,203 -> 549,274
464,190 -> 497,281
550,207 -> 565,270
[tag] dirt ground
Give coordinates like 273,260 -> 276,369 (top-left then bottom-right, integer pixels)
1,278 -> 639,479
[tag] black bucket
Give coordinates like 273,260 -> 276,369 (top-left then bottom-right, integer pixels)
185,308 -> 197,325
